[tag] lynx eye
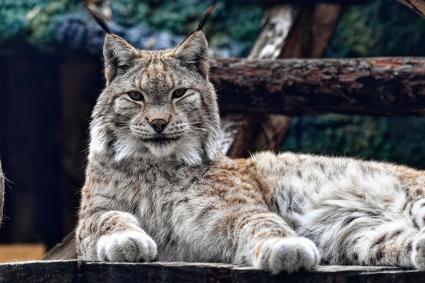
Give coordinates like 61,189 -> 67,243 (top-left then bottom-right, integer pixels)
127,91 -> 144,102
172,88 -> 188,99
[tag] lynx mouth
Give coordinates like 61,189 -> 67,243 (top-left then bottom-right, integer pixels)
142,136 -> 181,145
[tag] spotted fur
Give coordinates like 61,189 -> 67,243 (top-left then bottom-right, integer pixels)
77,10 -> 425,273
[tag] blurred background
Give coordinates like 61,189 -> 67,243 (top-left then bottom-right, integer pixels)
0,0 -> 424,259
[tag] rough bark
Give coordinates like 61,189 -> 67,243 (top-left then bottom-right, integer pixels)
397,0 -> 425,18
210,57 -> 425,116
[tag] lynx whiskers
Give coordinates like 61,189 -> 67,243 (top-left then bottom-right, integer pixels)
77,7 -> 425,273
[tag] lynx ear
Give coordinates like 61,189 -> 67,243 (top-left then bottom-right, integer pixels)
173,6 -> 216,77
103,34 -> 139,84
174,31 -> 208,77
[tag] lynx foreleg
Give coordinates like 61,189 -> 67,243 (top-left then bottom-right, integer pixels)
77,210 -> 157,262
233,211 -> 320,273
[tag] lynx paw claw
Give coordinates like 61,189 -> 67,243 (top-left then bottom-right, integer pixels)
254,237 -> 320,274
97,230 -> 157,262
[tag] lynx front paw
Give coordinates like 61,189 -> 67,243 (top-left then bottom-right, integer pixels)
97,230 -> 157,262
254,237 -> 320,274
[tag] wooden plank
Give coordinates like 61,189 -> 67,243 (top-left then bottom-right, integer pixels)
210,57 -> 425,116
0,260 -> 76,282
0,244 -> 45,262
0,260 -> 423,283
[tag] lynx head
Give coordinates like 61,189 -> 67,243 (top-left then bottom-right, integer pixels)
88,7 -> 221,166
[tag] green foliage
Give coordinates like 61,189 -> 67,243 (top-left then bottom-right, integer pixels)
327,0 -> 425,57
27,0 -> 71,47
0,0 -> 262,55
111,0 -> 263,55
283,115 -> 425,168
0,0 -> 47,43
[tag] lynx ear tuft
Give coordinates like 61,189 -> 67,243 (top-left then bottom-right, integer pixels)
196,5 -> 217,32
86,6 -> 111,34
173,6 -> 216,77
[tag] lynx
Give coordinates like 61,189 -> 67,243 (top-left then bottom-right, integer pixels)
77,8 -> 425,273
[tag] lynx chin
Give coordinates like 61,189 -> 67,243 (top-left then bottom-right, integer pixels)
77,8 -> 425,273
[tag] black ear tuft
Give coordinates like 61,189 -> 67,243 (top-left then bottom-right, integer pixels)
85,5 -> 111,34
197,5 -> 217,32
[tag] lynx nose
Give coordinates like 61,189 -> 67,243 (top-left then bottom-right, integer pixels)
148,119 -> 169,133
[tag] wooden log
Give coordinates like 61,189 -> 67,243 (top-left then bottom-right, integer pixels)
210,57 -> 425,116
397,0 -> 425,18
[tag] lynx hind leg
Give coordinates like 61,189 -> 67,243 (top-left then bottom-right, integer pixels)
301,206 -> 418,268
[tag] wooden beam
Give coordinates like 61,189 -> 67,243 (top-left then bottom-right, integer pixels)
0,260 -> 422,282
397,0 -> 425,18
210,57 -> 425,116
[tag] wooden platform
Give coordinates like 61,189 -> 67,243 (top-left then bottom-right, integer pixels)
0,260 -> 422,283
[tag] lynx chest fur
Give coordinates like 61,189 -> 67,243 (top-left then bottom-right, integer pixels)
81,155 -> 278,263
